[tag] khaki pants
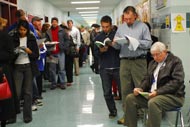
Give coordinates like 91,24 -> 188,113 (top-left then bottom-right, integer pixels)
120,59 -> 147,111
74,57 -> 79,75
125,94 -> 184,127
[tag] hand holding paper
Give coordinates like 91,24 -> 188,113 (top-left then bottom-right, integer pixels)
125,35 -> 140,51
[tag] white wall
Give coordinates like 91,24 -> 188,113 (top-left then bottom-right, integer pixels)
17,0 -> 67,24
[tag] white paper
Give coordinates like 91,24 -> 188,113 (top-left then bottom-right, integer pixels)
114,36 -> 128,45
37,38 -> 46,46
125,35 -> 139,51
45,41 -> 59,45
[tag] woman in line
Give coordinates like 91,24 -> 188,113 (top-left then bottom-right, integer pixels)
12,20 -> 39,123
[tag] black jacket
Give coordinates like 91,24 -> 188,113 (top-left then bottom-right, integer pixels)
0,31 -> 19,120
139,52 -> 185,97
13,33 -> 39,76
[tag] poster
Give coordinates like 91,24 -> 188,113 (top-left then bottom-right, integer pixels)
171,13 -> 186,33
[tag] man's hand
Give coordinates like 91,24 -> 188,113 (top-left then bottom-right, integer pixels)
149,91 -> 157,99
133,88 -> 143,96
99,46 -> 108,53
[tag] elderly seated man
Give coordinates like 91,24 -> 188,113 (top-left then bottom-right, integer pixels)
124,42 -> 185,127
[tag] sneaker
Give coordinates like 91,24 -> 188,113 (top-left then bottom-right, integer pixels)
32,105 -> 38,111
109,110 -> 117,119
34,99 -> 43,106
117,117 -> 124,124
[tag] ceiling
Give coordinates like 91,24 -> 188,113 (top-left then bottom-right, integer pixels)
46,0 -> 122,26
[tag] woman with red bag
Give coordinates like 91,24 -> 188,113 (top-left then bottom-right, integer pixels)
0,17 -> 19,127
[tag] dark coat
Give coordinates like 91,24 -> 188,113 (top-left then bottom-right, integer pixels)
139,52 -> 185,97
12,33 -> 40,77
0,31 -> 19,121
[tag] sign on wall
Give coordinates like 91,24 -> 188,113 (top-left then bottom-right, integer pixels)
171,13 -> 186,33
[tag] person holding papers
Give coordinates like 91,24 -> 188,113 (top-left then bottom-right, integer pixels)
112,6 -> 152,124
94,15 -> 121,119
124,42 -> 185,127
46,17 -> 70,90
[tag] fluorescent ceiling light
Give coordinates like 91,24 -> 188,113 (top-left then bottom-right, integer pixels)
81,14 -> 98,16
76,7 -> 99,10
71,1 -> 100,4
79,11 -> 99,14
83,17 -> 97,19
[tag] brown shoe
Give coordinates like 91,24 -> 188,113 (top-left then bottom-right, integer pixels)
117,117 -> 124,124
114,96 -> 121,100
67,83 -> 72,86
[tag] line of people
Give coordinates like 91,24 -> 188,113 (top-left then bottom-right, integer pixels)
0,8 -> 92,127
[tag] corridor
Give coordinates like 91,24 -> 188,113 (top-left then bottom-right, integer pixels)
6,63 -> 188,127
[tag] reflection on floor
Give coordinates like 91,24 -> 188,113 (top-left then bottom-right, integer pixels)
7,63 -> 190,127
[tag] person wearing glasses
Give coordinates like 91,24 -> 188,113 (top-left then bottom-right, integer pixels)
112,6 -> 152,124
124,42 -> 185,127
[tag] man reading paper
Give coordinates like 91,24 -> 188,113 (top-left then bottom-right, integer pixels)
111,6 -> 152,124
125,42 -> 185,127
94,15 -> 121,119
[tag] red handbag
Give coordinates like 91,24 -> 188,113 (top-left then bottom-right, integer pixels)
0,75 -> 12,100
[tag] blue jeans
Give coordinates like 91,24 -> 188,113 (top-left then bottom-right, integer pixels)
49,52 -> 66,86
99,68 -> 121,113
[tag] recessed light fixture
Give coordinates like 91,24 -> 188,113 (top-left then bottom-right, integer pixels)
76,7 -> 99,10
82,17 -> 97,19
79,11 -> 99,14
81,14 -> 98,16
71,1 -> 100,4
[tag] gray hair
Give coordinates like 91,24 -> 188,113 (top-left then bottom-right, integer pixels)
150,42 -> 167,53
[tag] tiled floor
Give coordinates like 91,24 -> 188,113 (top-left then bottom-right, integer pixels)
7,63 -> 190,127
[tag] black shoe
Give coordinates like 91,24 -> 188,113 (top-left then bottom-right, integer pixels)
24,118 -> 32,123
6,118 -> 16,124
60,85 -> 66,90
109,110 -> 117,119
95,71 -> 99,74
50,85 -> 56,90
90,65 -> 94,72
42,89 -> 46,92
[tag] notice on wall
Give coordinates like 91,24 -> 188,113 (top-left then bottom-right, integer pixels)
171,13 -> 186,33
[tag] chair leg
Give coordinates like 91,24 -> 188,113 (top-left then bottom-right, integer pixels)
175,111 -> 179,127
179,111 -> 184,127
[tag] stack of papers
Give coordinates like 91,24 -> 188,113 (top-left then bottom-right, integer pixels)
37,38 -> 46,46
114,35 -> 140,51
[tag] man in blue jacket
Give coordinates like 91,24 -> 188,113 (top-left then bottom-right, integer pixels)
94,15 -> 121,118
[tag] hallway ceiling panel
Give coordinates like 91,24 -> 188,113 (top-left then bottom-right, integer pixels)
46,0 -> 122,26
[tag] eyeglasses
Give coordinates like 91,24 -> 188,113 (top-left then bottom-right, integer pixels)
151,52 -> 162,58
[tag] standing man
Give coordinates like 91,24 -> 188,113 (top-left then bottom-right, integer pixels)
31,16 -> 43,39
112,6 -> 152,124
67,20 -> 81,76
46,17 -> 70,90
90,24 -> 101,73
94,15 -> 121,118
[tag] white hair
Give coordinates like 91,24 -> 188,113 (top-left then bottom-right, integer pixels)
150,42 -> 167,53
